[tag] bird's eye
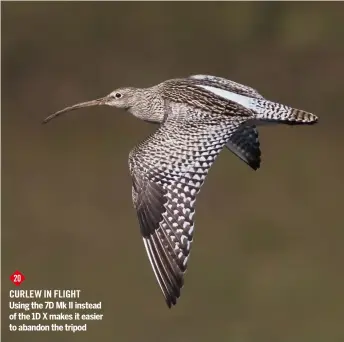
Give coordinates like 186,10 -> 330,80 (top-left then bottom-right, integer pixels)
115,93 -> 122,98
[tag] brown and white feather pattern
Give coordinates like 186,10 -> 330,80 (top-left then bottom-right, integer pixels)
129,102 -> 248,307
189,74 -> 265,100
44,73 -> 319,308
182,75 -> 317,125
128,76 -> 318,307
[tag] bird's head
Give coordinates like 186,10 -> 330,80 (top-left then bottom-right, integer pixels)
42,87 -> 141,124
105,87 -> 138,109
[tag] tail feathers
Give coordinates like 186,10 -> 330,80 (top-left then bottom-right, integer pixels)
282,108 -> 318,125
252,99 -> 318,125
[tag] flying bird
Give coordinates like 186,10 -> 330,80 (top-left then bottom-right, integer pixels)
44,74 -> 318,307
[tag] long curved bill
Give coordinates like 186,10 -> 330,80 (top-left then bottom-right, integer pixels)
42,97 -> 107,124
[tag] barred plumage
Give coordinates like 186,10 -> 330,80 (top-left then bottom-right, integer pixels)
129,104 -> 245,306
44,74 -> 318,307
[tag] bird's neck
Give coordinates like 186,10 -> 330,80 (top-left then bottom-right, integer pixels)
129,87 -> 165,124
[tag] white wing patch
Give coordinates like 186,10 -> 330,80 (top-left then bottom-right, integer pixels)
197,84 -> 255,110
195,83 -> 298,122
190,74 -> 265,100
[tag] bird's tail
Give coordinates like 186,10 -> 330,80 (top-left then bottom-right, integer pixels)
252,99 -> 318,125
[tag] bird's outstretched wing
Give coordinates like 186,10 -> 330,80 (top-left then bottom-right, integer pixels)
189,74 -> 265,100
225,124 -> 261,170
129,102 -> 247,307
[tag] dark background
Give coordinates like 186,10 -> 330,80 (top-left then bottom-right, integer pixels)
2,2 -> 344,341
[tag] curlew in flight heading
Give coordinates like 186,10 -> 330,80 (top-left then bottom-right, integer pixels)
44,74 -> 318,307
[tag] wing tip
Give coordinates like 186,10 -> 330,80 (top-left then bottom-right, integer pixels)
165,295 -> 178,308
249,159 -> 261,170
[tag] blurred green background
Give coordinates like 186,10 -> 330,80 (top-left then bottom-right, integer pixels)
2,2 -> 344,342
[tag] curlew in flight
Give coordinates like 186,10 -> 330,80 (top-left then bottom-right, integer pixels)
44,74 -> 318,307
